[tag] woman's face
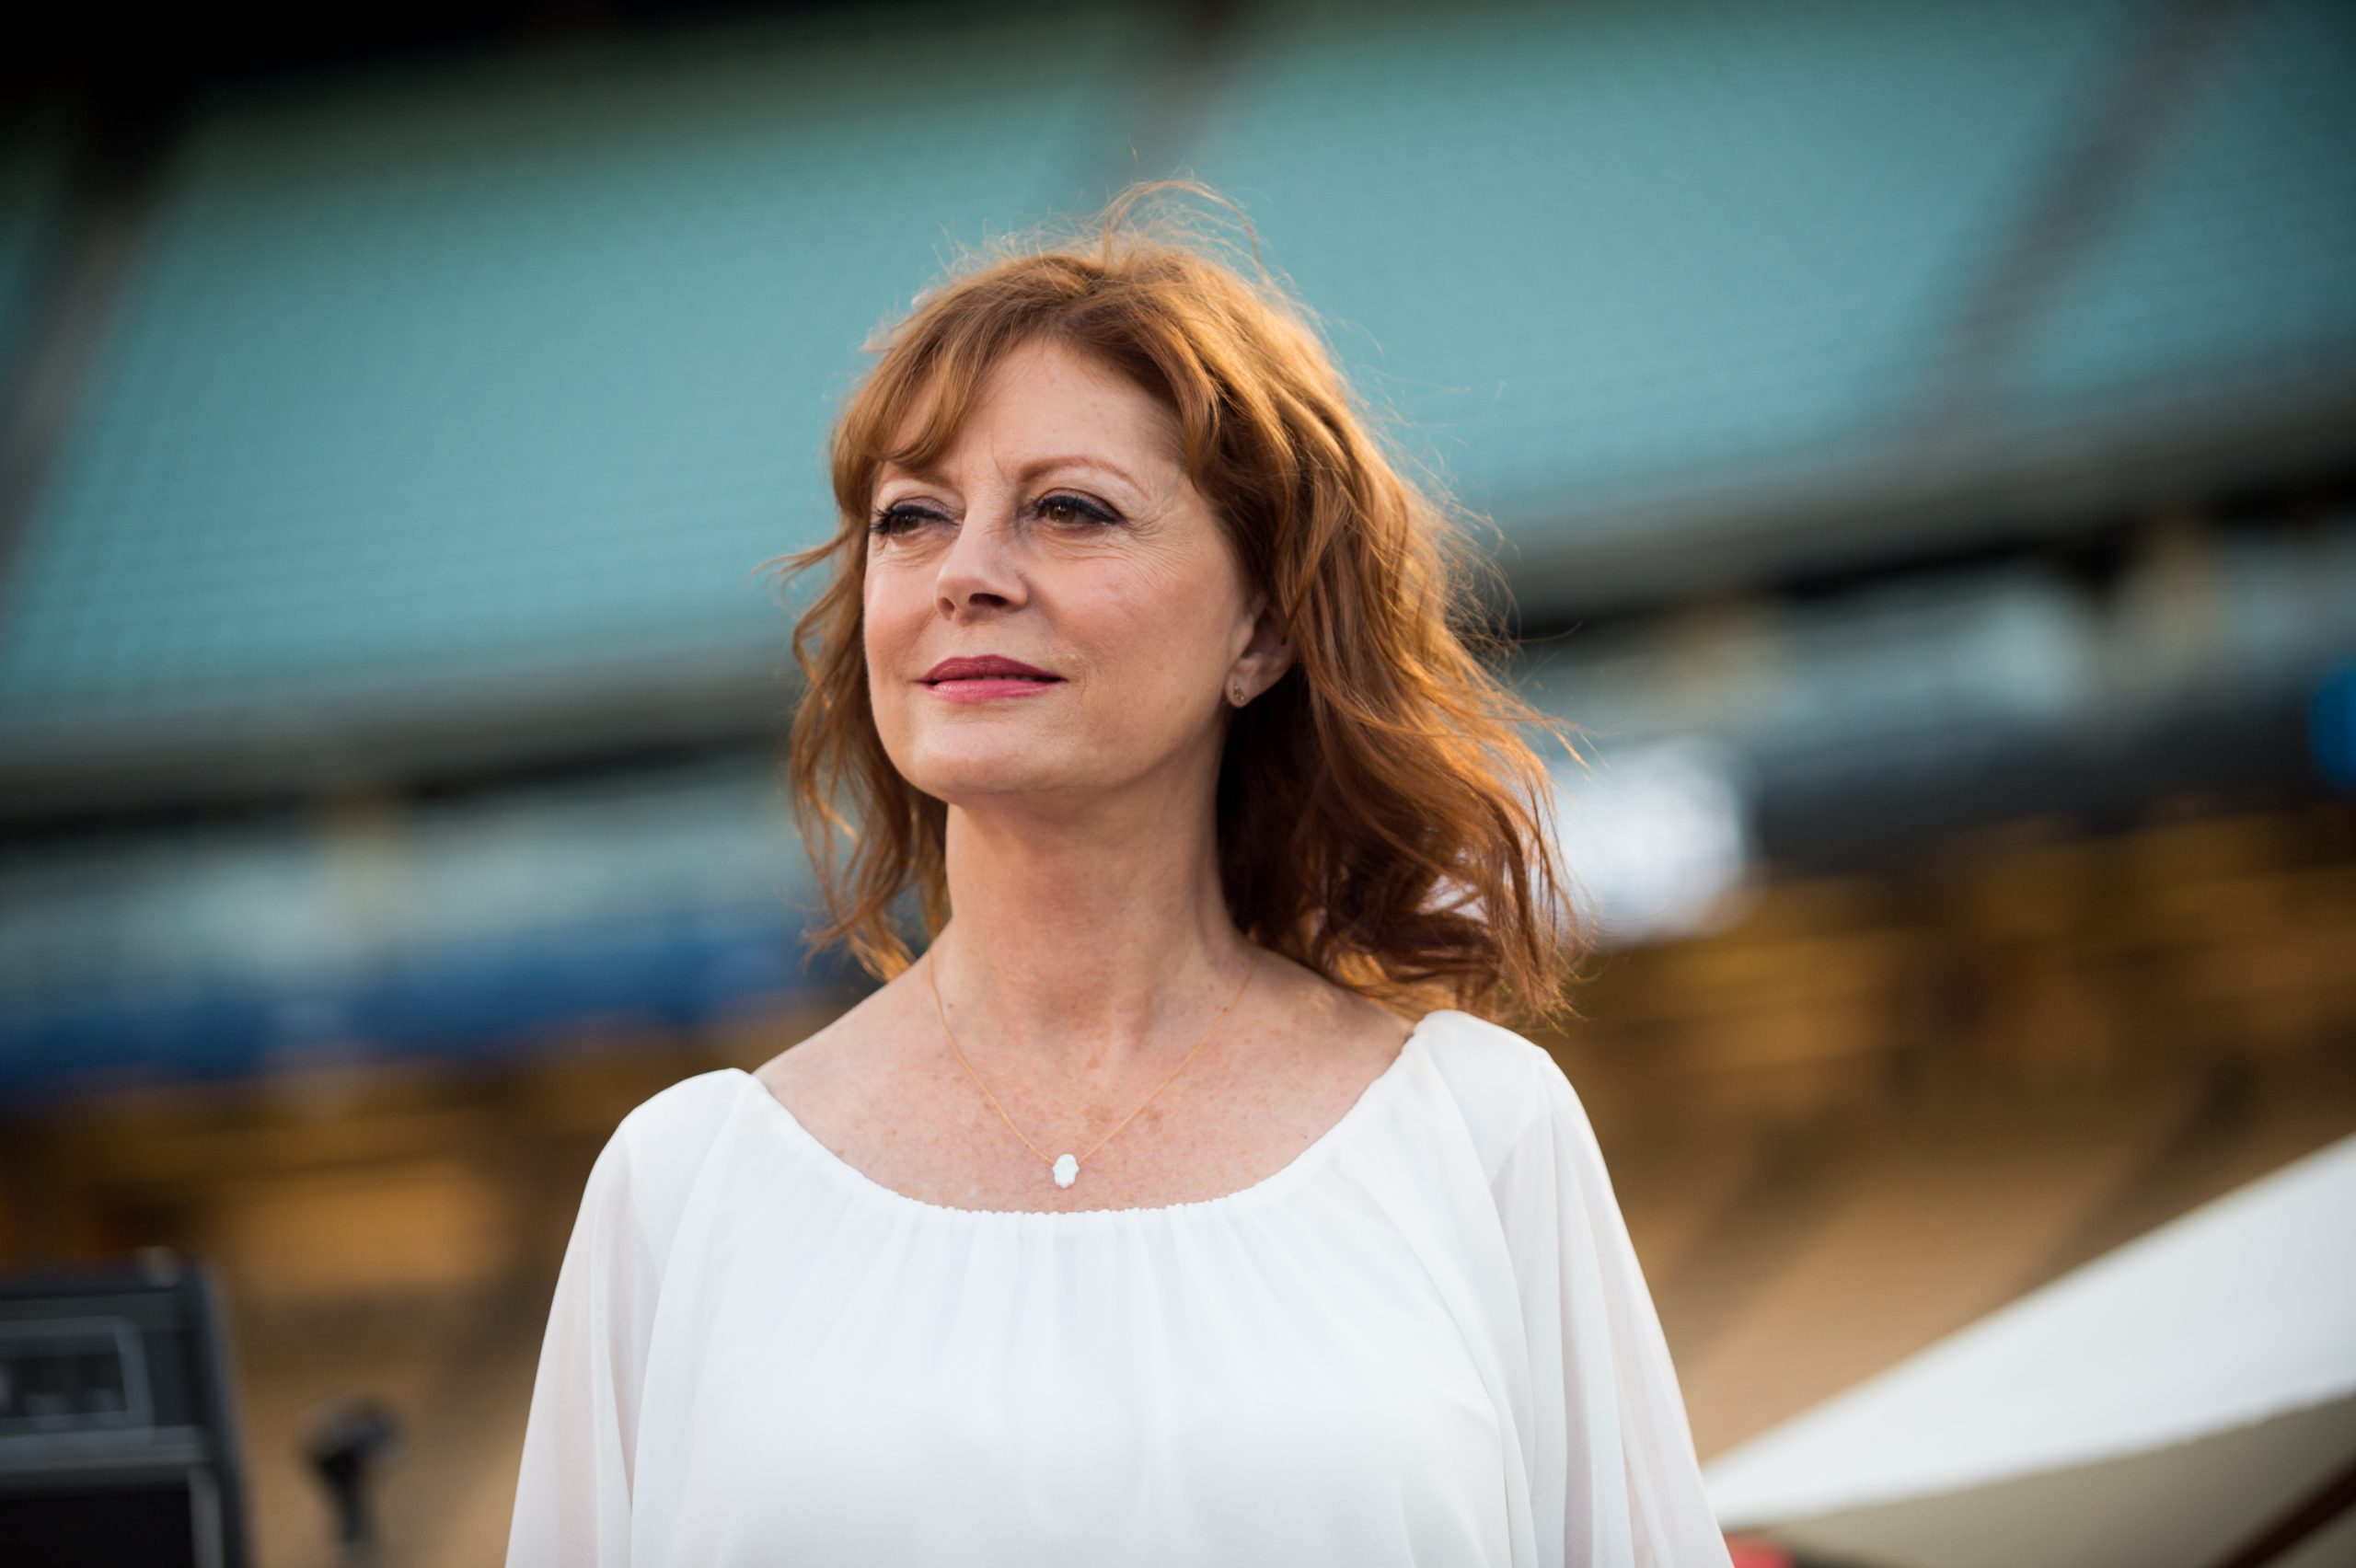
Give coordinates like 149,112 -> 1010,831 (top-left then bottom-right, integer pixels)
862,336 -> 1284,813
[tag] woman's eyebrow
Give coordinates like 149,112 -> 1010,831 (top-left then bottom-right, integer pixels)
1012,455 -> 1145,492
873,453 -> 1153,496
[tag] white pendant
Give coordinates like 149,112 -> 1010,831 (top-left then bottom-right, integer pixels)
1052,1153 -> 1079,1188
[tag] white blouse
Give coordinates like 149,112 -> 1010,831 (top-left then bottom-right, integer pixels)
505,1008 -> 1732,1566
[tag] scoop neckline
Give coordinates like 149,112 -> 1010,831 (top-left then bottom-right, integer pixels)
732,1009 -> 1449,1228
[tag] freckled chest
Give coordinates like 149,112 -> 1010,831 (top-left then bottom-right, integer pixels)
760,1021 -> 1399,1216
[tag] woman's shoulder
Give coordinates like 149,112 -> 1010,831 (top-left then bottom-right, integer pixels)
624,1063 -> 745,1135
1410,1008 -> 1576,1170
600,1066 -> 749,1187
549,1068 -> 749,1282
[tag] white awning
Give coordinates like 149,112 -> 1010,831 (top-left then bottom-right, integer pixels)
1703,1130 -> 2356,1568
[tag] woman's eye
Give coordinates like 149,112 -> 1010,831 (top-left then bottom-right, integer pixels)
871,494 -> 1115,536
869,502 -> 941,536
1034,492 -> 1117,526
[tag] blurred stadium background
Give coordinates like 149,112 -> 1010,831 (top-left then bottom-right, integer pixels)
1,0 -> 2350,1562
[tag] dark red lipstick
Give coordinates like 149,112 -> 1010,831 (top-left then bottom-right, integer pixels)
923,655 -> 1059,684
921,655 -> 1064,702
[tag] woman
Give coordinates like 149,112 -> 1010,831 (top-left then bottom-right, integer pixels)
507,184 -> 1732,1566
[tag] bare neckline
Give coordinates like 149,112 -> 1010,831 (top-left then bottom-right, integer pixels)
733,1010 -> 1449,1227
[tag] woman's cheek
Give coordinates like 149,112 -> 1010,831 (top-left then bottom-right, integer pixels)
861,582 -> 921,674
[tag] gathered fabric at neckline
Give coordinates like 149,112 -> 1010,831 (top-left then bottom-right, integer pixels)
731,1009 -> 1451,1229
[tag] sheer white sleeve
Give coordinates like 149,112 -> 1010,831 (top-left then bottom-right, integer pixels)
1490,1050 -> 1734,1567
506,1121 -> 661,1568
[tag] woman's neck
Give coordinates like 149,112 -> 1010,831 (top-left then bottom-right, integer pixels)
930,791 -> 1253,1076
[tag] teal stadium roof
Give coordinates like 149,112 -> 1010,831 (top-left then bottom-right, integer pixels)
2019,0 -> 2356,405
1187,0 -> 2155,508
0,0 -> 2349,786
0,2 -> 1150,755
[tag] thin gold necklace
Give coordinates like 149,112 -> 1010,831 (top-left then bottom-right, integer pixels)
925,941 -> 1260,1189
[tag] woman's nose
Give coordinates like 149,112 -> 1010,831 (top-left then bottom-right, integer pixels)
933,506 -> 1026,616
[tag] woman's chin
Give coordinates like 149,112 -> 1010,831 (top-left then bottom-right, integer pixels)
907,748 -> 1078,803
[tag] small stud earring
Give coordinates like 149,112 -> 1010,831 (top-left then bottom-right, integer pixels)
1230,680 -> 1245,706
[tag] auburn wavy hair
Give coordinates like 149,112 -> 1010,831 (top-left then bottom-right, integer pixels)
761,181 -> 1587,1028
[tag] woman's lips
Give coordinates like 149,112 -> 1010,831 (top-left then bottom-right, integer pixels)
921,654 -> 1063,700
924,675 -> 1061,703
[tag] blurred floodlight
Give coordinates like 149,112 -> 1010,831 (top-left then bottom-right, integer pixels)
1550,737 -> 1754,947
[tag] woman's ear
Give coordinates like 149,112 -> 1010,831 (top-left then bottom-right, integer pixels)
1230,591 -> 1296,698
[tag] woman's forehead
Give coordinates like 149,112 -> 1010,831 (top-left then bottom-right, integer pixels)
878,338 -> 1183,481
